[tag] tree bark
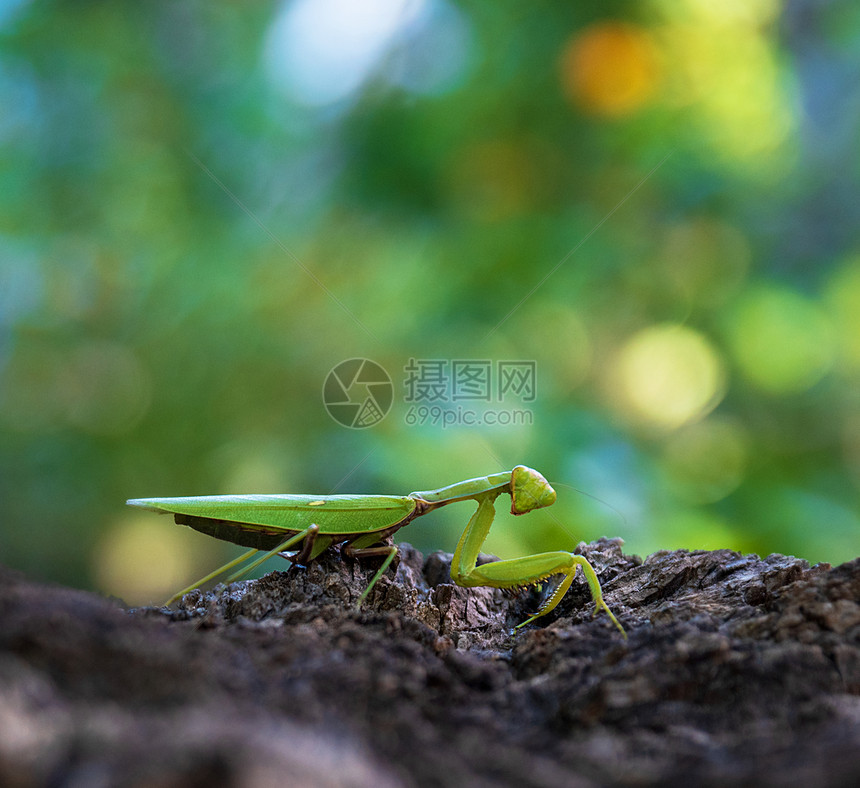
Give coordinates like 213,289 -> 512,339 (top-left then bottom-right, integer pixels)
1,539 -> 858,787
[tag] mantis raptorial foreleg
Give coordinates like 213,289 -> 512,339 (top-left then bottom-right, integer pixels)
450,494 -> 626,637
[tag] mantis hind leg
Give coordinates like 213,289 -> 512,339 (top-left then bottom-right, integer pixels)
164,547 -> 258,606
163,526 -> 316,606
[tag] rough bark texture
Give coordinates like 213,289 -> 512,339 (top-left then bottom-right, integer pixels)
1,539 -> 858,787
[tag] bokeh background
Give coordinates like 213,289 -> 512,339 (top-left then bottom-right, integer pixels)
2,0 -> 859,605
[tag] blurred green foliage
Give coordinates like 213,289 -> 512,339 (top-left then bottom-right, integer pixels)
1,0 -> 859,603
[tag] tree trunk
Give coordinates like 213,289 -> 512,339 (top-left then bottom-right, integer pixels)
1,539 -> 858,787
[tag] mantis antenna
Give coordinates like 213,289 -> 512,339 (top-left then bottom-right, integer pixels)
548,481 -> 628,534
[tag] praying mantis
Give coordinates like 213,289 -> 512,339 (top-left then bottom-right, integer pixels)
127,466 -> 626,636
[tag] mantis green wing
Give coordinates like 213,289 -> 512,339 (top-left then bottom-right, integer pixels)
127,493 -> 417,531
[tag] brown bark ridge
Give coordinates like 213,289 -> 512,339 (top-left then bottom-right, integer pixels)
1,538 -> 858,787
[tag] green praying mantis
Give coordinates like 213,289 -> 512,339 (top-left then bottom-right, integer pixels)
127,466 -> 626,636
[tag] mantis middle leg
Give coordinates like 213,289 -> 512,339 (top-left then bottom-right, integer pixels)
450,496 -> 626,637
344,533 -> 399,608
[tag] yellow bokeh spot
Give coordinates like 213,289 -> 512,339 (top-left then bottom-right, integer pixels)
514,301 -> 592,394
824,256 -> 860,373
842,414 -> 860,490
727,286 -> 834,394
662,417 -> 749,503
210,438 -> 298,493
654,508 -> 743,552
656,1 -> 794,165
560,22 -> 660,117
0,342 -> 66,432
659,217 -> 751,307
94,515 -> 211,605
0,339 -> 150,435
446,139 -> 537,221
612,324 -> 726,430
59,341 -> 151,435
656,0 -> 780,28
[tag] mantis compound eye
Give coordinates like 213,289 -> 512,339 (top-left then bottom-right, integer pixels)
510,465 -> 557,515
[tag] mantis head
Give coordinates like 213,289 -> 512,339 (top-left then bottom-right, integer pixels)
509,466 -> 557,515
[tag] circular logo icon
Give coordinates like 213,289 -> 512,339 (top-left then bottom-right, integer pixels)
323,358 -> 393,429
